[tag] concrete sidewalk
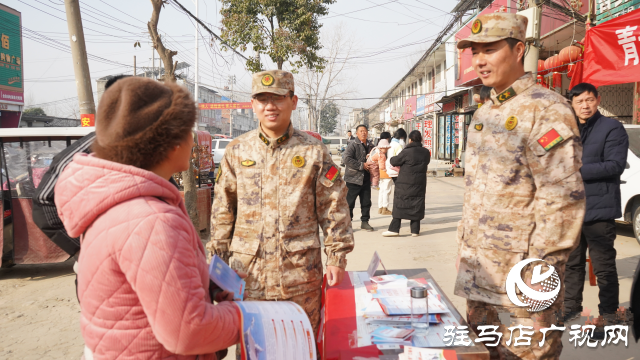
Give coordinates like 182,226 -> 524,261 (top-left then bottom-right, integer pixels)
341,176 -> 640,357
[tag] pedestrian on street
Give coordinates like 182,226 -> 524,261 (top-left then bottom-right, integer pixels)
386,129 -> 407,183
55,77 -> 241,360
343,124 -> 376,231
564,83 -> 629,325
347,130 -> 355,142
382,130 -> 430,237
454,13 -> 585,359
208,70 -> 354,340
372,132 -> 393,215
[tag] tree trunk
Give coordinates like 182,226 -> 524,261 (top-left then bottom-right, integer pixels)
148,0 -> 199,229
183,158 -> 199,230
148,0 -> 177,82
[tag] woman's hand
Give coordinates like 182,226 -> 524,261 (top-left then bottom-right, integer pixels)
214,270 -> 248,302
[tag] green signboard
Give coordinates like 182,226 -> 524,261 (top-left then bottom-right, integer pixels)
0,4 -> 23,92
596,0 -> 640,24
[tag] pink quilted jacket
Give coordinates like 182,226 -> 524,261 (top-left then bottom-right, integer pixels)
55,154 -> 239,359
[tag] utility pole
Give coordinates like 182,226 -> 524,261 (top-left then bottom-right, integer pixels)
229,75 -> 236,137
152,46 -> 155,79
64,0 -> 95,118
194,0 -> 199,115
523,1 -> 542,75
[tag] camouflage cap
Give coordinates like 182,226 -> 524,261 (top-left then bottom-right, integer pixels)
457,13 -> 528,50
251,70 -> 295,96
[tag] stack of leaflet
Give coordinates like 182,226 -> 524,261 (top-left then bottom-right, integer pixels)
370,326 -> 414,346
357,272 -> 462,348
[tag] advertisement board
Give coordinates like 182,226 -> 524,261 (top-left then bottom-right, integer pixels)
403,96 -> 417,120
0,4 -> 23,100
416,95 -> 426,116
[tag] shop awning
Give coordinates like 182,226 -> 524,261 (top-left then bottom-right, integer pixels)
436,89 -> 469,104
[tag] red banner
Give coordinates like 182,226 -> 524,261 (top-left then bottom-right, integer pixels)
583,9 -> 640,87
199,102 -> 252,110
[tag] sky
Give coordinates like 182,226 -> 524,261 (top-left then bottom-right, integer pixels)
4,0 -> 458,122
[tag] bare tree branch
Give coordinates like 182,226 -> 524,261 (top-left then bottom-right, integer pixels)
148,0 -> 178,82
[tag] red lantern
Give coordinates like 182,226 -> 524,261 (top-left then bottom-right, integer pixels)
566,45 -> 583,63
538,59 -> 548,75
544,56 -> 555,71
553,73 -> 563,88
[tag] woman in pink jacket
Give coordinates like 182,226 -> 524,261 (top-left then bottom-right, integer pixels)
55,77 -> 239,359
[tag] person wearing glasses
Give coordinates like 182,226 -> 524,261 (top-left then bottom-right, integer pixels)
207,70 -> 354,340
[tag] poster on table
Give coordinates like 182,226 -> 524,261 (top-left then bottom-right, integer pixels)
235,301 -> 316,360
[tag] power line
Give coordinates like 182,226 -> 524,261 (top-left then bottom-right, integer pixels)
170,0 -> 250,62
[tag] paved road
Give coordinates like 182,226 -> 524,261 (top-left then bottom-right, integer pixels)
1,176 -> 638,358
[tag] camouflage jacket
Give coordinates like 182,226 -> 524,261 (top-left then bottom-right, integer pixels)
454,73 -> 586,306
208,124 -> 354,299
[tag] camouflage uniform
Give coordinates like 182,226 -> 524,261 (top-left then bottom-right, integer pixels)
455,13 -> 586,359
207,70 -> 354,338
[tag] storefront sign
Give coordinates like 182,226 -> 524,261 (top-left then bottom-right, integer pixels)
403,96 -> 417,120
0,5 -> 23,95
583,9 -> 640,87
597,0 -> 640,24
199,102 -> 252,110
416,95 -> 426,116
424,119 -> 433,149
443,101 -> 455,113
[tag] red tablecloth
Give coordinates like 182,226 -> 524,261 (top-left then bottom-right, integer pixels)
320,274 -> 382,360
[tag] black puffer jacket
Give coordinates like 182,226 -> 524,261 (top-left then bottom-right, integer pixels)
390,141 -> 431,220
579,111 -> 628,222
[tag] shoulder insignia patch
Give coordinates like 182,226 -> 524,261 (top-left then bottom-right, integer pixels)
259,133 -> 270,146
497,87 -> 516,103
505,116 -> 518,131
537,129 -> 564,151
241,159 -> 256,167
215,167 -> 222,183
474,123 -> 483,131
292,155 -> 305,168
325,166 -> 340,182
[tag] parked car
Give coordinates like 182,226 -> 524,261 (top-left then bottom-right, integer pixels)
1,127 -> 94,268
212,138 -> 232,165
619,124 -> 640,244
323,136 -> 351,155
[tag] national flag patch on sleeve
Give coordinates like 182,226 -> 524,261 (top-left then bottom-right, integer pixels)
537,128 -> 564,151
325,166 -> 340,182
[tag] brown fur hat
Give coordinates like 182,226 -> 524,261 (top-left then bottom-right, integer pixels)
93,77 -> 196,170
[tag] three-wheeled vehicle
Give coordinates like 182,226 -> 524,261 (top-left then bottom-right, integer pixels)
1,127 -> 95,268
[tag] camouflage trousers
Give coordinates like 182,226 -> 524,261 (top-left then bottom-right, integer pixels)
467,300 -> 564,360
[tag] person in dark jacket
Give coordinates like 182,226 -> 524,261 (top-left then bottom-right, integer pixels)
382,130 -> 430,237
343,124 -> 375,231
564,83 -> 629,324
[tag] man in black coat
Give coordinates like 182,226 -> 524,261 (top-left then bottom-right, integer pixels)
564,83 -> 629,325
343,124 -> 375,231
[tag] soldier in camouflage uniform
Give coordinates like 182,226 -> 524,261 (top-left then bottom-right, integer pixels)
207,70 -> 354,339
455,13 -> 586,359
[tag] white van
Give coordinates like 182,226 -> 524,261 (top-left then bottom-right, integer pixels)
619,124 -> 640,245
323,136 -> 350,155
